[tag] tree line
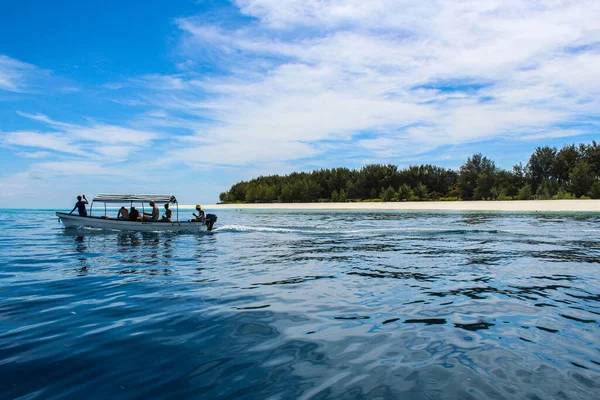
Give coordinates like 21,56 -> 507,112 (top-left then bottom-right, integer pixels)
219,141 -> 600,203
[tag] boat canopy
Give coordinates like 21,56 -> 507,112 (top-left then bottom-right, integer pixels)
92,194 -> 178,204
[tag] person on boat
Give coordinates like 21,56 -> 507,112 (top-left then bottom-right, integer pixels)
69,194 -> 88,216
192,204 -> 205,221
128,206 -> 140,221
142,200 -> 160,222
161,204 -> 172,221
117,206 -> 129,220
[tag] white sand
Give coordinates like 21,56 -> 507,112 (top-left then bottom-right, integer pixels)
189,200 -> 600,212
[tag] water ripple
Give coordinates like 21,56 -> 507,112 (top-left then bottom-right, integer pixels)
1,209 -> 599,399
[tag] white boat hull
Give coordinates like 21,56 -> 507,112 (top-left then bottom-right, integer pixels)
56,212 -> 209,232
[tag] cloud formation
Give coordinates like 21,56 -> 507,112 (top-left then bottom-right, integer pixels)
0,55 -> 44,93
2,1 -> 600,206
0,110 -> 166,204
139,0 -> 600,166
7,112 -> 160,160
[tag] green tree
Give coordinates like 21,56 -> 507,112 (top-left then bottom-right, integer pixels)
245,185 -> 258,202
219,192 -> 228,202
345,181 -> 358,200
517,184 -> 533,200
535,178 -> 559,199
380,186 -> 396,201
527,146 -> 557,193
569,160 -> 594,197
474,170 -> 496,200
459,154 -> 495,200
279,183 -> 293,202
263,186 -> 277,202
397,184 -> 414,201
414,183 -> 429,200
580,141 -> 600,175
218,141 -> 599,203
429,191 -> 441,200
552,191 -> 576,200
589,181 -> 600,199
555,144 -> 580,185
331,190 -> 339,202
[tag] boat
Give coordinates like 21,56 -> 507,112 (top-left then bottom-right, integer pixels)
56,194 -> 217,232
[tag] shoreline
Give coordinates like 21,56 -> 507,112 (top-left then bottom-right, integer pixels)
197,200 -> 600,212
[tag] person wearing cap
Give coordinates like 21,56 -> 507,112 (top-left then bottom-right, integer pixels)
142,200 -> 160,222
192,204 -> 205,221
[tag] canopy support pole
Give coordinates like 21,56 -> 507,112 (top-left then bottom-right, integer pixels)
176,203 -> 179,222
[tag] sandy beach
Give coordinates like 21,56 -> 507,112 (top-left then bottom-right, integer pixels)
194,200 -> 600,212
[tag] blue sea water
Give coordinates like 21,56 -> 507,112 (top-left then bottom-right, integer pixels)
1,209 -> 600,399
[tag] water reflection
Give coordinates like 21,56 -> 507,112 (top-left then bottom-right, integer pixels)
2,210 -> 600,399
117,232 -> 142,249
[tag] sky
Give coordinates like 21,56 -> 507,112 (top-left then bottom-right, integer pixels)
1,0 -> 599,207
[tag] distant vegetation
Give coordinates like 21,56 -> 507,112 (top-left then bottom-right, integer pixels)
219,142 -> 600,203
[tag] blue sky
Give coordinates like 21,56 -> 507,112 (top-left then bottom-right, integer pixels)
1,0 -> 599,207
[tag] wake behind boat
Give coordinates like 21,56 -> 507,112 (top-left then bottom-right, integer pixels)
56,193 -> 217,232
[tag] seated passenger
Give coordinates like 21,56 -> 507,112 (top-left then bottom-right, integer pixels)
161,204 -> 172,221
192,204 -> 205,221
142,200 -> 160,221
117,206 -> 129,220
129,206 -> 140,221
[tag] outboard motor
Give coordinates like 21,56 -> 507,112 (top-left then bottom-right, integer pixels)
205,213 -> 217,231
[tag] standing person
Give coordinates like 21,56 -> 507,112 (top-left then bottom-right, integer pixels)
162,204 -> 172,221
117,206 -> 129,220
69,194 -> 89,216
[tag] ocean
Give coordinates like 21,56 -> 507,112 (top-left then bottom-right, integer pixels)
1,209 -> 599,399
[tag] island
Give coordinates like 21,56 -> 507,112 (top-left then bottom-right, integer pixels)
219,142 -> 600,206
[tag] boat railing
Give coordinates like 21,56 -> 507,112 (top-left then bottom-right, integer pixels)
89,194 -> 180,223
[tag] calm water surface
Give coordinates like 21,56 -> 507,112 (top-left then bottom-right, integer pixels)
1,209 -> 600,399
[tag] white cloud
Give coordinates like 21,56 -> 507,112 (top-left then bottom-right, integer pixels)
3,130 -> 88,156
16,111 -> 76,129
75,124 -> 158,145
16,111 -> 160,146
17,151 -> 51,159
5,1 -> 600,205
134,0 -> 600,167
147,110 -> 168,118
135,74 -> 189,90
0,161 -> 137,206
0,55 -> 46,93
104,83 -> 124,90
0,54 -> 78,94
0,113 -> 166,204
517,129 -> 586,142
0,171 -> 41,200
35,161 -> 123,176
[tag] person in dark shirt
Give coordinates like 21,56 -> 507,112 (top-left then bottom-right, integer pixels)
161,204 -> 172,221
128,207 -> 140,221
69,194 -> 88,216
